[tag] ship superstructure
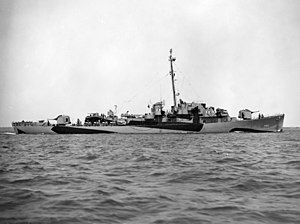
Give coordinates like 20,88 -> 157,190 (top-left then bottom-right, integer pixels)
12,50 -> 284,134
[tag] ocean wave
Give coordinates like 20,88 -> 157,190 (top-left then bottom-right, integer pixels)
0,128 -> 299,223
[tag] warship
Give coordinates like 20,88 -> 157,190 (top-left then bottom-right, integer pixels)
12,50 -> 284,134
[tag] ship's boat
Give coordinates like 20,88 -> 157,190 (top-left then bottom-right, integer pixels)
12,49 -> 284,134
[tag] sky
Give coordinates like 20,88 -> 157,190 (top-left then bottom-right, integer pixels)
1,0 -> 299,127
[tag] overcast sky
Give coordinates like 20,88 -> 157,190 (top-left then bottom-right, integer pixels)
1,0 -> 299,127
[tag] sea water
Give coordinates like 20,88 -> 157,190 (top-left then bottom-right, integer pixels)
0,128 -> 299,224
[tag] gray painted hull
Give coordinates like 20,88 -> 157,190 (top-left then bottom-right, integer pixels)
201,115 -> 284,133
12,114 -> 284,134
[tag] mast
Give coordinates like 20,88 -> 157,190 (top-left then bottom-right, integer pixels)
169,49 -> 177,110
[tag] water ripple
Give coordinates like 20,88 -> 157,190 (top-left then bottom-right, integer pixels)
0,128 -> 299,223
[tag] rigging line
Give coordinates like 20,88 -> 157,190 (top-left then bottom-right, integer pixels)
173,62 -> 203,101
124,73 -> 169,104
116,73 -> 170,113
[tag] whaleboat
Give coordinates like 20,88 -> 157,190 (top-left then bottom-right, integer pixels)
12,50 -> 284,134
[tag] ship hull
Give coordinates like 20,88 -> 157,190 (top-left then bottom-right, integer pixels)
13,125 -> 54,134
12,114 -> 284,134
201,115 -> 284,133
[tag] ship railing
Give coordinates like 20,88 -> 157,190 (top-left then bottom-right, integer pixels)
83,121 -> 118,127
12,121 -> 54,126
12,121 -> 34,126
252,113 -> 284,120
